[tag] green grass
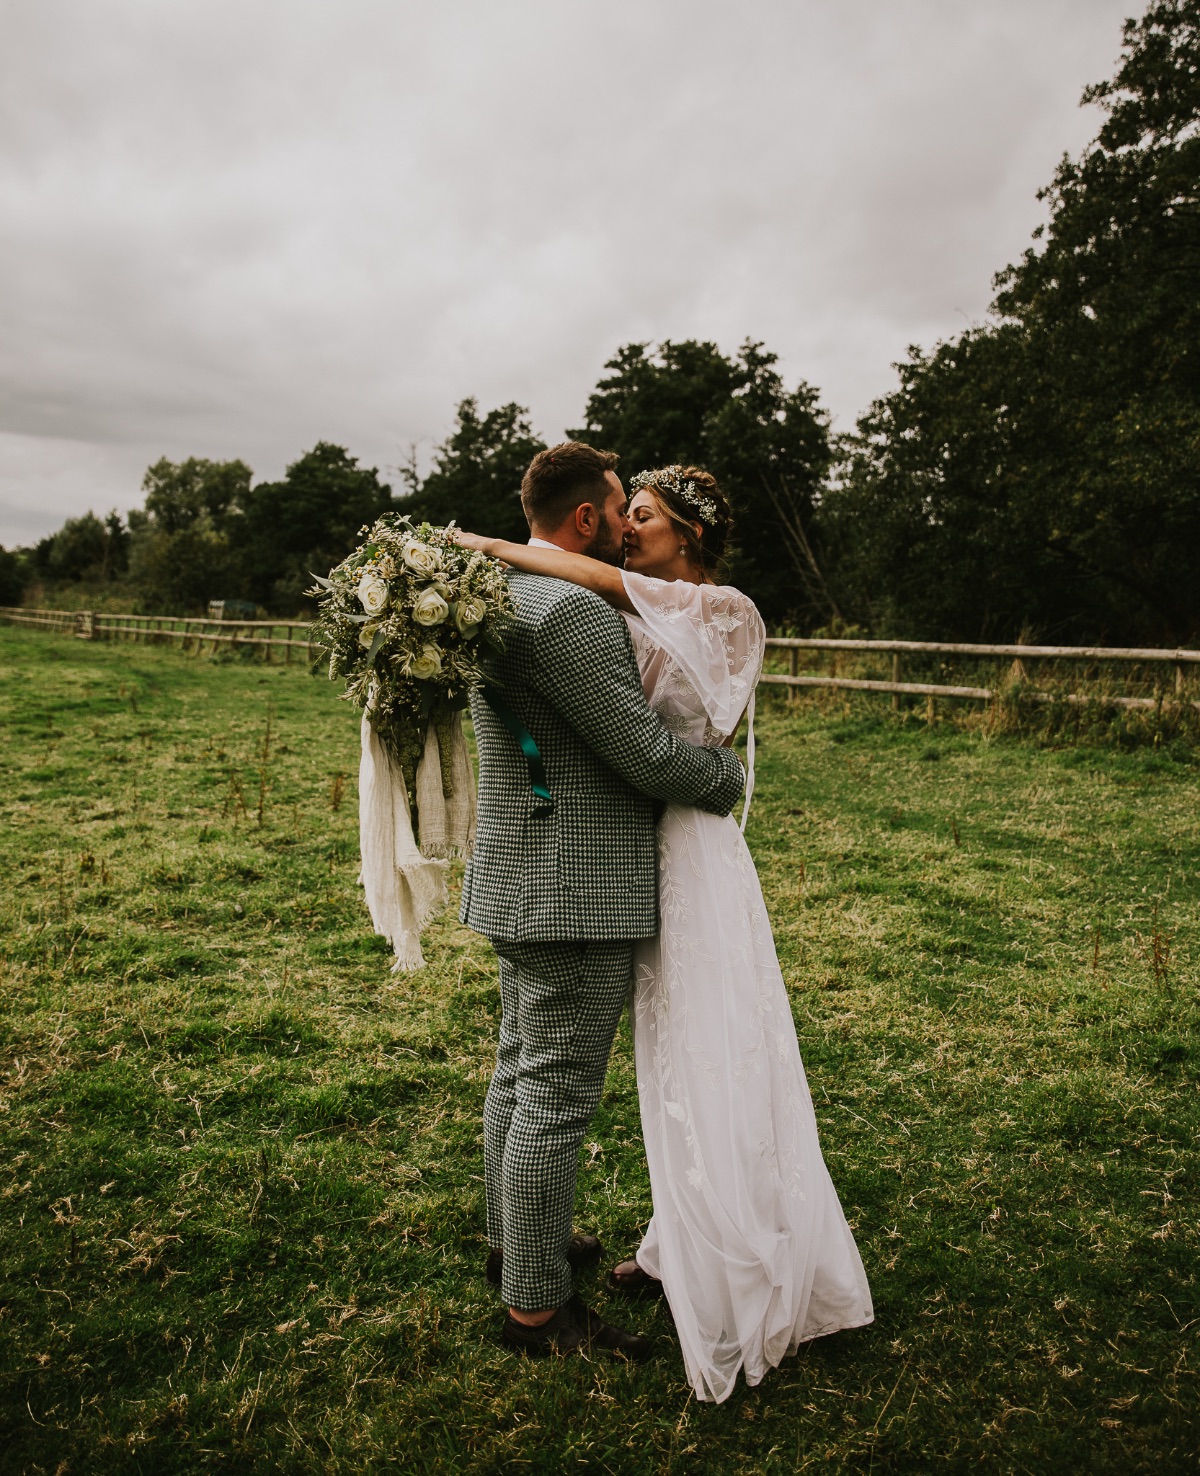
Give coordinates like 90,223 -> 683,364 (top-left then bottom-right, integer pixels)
1,624 -> 1197,1474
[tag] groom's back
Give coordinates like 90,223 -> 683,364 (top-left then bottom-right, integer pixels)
461,572 -> 659,944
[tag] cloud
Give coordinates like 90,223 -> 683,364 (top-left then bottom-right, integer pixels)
0,0 -> 1130,543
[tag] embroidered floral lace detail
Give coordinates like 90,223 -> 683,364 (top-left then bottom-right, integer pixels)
622,574 -> 764,745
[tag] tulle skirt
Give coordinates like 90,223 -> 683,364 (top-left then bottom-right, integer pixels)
632,805 -> 874,1403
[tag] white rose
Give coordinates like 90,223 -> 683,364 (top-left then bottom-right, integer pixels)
358,621 -> 379,650
412,587 -> 450,626
357,574 -> 390,616
456,594 -> 487,637
402,538 -> 442,577
409,643 -> 443,680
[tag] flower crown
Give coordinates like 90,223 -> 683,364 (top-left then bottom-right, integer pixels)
628,466 -> 719,527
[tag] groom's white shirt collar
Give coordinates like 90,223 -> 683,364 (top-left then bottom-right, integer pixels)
528,537 -> 561,550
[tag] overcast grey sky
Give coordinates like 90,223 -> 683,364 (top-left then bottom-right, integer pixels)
0,0 -> 1133,545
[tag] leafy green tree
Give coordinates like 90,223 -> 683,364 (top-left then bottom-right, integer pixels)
127,508 -> 239,614
572,340 -> 837,622
0,546 -> 26,605
102,512 -> 130,579
32,510 -> 128,584
403,399 -> 545,542
704,344 -> 839,622
830,0 -> 1200,643
141,457 -> 252,534
573,342 -> 738,473
238,442 -> 393,612
824,328 -> 1049,639
990,0 -> 1200,640
127,459 -> 251,612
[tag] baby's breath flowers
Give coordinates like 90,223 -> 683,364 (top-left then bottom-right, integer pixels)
629,466 -> 719,525
310,514 -> 512,803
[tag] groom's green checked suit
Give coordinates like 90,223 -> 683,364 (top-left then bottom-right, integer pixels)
461,572 -> 745,1311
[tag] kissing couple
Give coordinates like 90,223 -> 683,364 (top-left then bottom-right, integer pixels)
455,441 -> 872,1403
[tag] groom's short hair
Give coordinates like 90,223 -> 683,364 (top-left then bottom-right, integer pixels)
521,441 -> 620,531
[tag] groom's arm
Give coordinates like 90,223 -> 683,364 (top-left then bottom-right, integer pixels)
527,586 -> 745,817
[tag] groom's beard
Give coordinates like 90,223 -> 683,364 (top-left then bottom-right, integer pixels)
582,521 -> 625,567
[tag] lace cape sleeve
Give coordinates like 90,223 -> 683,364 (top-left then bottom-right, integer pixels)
620,571 -> 766,735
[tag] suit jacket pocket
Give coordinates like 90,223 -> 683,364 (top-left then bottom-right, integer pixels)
554,796 -> 652,896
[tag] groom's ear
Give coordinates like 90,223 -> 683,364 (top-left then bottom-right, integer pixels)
573,501 -> 598,536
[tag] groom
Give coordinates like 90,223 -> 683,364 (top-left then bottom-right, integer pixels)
461,441 -> 746,1355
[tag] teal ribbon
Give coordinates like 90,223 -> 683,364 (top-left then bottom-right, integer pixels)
481,685 -> 552,806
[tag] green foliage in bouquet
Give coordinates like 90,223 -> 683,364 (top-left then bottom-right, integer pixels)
309,515 -> 512,795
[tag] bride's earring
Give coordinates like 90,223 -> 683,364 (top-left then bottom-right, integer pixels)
678,544 -> 687,555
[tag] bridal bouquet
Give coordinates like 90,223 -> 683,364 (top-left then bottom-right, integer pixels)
309,514 -> 512,970
311,513 -> 511,798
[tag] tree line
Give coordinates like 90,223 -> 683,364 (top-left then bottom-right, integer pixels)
3,0 -> 1196,643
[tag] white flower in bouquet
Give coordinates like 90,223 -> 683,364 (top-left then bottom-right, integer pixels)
456,594 -> 487,638
358,574 -> 390,615
358,620 -> 379,649
412,587 -> 450,626
402,538 -> 441,577
409,643 -> 443,680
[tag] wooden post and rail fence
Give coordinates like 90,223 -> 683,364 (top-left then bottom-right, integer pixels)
761,637 -> 1200,713
2,606 -> 1197,711
0,607 -> 315,661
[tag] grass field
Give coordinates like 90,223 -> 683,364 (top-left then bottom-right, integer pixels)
1,623 -> 1197,1474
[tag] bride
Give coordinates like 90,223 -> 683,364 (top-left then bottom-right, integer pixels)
456,465 -> 872,1402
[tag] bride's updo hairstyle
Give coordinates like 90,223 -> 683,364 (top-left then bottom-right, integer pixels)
629,465 -> 733,579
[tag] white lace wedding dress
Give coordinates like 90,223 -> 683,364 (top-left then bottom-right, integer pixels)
622,571 -> 874,1404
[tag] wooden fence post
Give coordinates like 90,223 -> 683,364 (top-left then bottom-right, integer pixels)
788,647 -> 798,705
892,651 -> 901,711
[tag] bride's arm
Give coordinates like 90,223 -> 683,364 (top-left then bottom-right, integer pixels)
454,532 -> 635,614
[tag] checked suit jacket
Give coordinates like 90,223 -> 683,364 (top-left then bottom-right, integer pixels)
460,572 -> 746,944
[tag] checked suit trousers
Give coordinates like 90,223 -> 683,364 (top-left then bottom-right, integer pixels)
483,938 -> 635,1310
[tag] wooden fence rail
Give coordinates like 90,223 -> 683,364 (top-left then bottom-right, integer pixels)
0,607 -> 316,661
3,607 -> 1197,711
762,636 -> 1200,712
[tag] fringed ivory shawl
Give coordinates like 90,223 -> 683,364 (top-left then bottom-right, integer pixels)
357,712 -> 476,971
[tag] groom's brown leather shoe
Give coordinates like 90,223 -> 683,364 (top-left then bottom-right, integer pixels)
502,1296 -> 652,1360
486,1233 -> 604,1286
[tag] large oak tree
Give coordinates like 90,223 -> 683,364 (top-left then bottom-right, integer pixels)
828,0 -> 1200,643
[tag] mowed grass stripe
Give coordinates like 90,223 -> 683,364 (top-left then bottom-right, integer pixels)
0,624 -> 1196,1474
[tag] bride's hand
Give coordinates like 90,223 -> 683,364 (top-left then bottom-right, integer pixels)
453,530 -> 494,555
